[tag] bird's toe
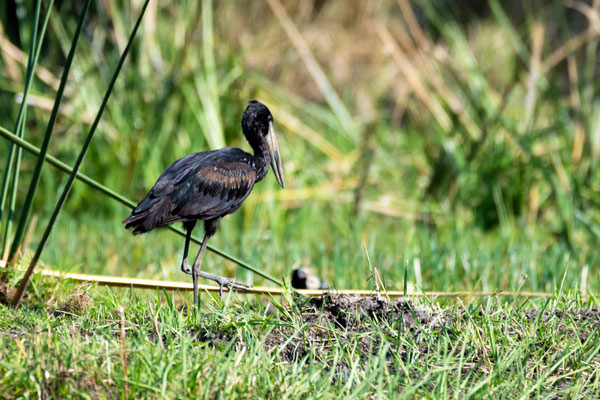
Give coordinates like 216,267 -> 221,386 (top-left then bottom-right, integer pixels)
221,277 -> 251,291
216,278 -> 251,297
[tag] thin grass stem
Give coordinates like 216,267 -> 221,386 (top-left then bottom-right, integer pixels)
11,0 -> 152,308
0,0 -> 43,260
7,0 -> 91,266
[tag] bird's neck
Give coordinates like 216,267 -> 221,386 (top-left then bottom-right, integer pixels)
251,139 -> 271,182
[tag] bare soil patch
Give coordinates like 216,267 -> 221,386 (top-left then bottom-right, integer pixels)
266,294 -> 448,363
197,294 -> 450,366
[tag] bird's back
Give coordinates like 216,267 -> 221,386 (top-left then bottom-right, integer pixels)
123,147 -> 257,235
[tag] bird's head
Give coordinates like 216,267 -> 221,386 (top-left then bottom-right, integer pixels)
242,100 -> 285,188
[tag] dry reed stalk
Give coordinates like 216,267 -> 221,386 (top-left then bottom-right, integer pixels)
265,0 -> 357,141
0,30 -> 59,89
245,178 -> 357,204
542,0 -> 599,74
543,29 -> 597,74
0,263 -> 571,300
0,24 -> 20,81
266,103 -> 345,161
12,93 -> 96,125
386,11 -> 467,123
396,0 -> 429,50
376,24 -> 452,132
148,301 -> 163,349
522,23 -> 544,132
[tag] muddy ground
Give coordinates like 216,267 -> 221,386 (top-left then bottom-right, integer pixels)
196,294 -> 450,363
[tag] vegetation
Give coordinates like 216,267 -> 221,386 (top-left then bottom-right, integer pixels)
0,0 -> 599,397
1,283 -> 600,398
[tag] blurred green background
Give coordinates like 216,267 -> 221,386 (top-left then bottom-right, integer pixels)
0,0 -> 598,293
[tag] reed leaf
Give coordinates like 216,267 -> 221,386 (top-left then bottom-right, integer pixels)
11,0 -> 152,307
5,0 -> 57,251
0,0 -> 42,260
7,0 -> 91,266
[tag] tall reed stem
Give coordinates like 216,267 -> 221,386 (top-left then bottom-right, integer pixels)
12,0 -> 151,308
7,0 -> 91,266
0,0 -> 44,261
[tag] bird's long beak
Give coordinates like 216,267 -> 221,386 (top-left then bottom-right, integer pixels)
267,121 -> 285,188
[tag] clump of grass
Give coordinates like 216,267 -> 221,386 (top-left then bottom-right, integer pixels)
0,284 -> 599,398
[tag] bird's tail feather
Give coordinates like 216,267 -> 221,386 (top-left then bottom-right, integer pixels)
123,197 -> 177,235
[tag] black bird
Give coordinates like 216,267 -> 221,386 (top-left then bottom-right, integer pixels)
123,100 -> 284,305
291,267 -> 328,290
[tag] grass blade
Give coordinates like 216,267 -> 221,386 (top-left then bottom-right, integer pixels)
0,0 -> 43,260
6,0 -> 91,266
11,0 -> 152,308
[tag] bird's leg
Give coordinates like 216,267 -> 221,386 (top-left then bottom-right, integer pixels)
191,234 -> 251,300
180,221 -> 196,275
191,232 -> 210,306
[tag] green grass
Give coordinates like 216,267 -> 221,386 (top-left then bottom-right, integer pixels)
1,281 -> 599,398
1,0 -> 600,397
33,213 -> 593,294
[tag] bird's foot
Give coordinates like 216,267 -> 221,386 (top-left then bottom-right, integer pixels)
195,270 -> 251,297
181,259 -> 192,274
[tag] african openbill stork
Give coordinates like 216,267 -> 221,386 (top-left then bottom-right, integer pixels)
123,100 -> 284,305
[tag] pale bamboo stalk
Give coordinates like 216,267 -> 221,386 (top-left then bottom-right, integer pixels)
0,261 -> 567,299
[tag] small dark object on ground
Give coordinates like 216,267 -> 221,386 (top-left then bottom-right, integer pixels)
291,267 -> 327,289
123,100 -> 285,306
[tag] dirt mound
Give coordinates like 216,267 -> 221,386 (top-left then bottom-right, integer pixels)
47,287 -> 94,317
525,308 -> 600,323
305,294 -> 446,330
524,308 -> 600,341
0,281 -> 15,305
194,294 -> 449,366
258,294 -> 449,365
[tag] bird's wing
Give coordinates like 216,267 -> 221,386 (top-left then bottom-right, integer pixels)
130,148 -> 256,223
174,159 -> 257,220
